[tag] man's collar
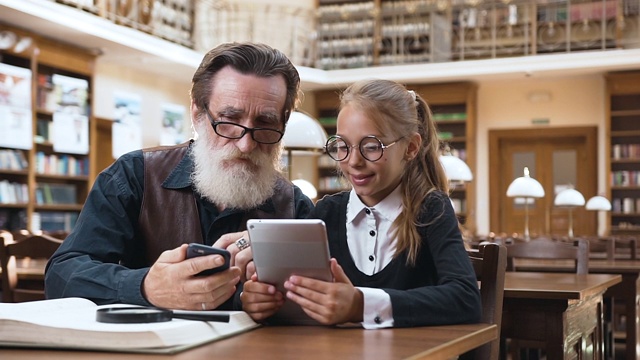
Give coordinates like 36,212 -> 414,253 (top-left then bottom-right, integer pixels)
161,145 -> 194,189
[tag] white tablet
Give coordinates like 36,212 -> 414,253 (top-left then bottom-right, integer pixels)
246,218 -> 332,325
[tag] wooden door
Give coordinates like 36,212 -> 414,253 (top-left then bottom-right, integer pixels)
489,127 -> 597,238
93,117 -> 115,179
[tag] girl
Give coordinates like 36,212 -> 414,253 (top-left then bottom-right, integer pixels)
242,79 -> 481,328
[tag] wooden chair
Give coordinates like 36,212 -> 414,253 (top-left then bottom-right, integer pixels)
0,232 -> 63,302
501,237 -> 598,359
504,237 -> 589,275
588,236 -> 637,260
464,242 -> 507,360
43,230 -> 69,240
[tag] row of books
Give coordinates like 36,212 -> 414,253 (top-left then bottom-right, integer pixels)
318,176 -> 350,191
433,113 -> 467,121
35,183 -> 77,205
612,143 -> 640,160
611,171 -> 640,186
0,209 -> 27,230
31,211 -> 79,232
35,152 -> 89,177
0,180 -> 28,204
449,148 -> 467,161
0,149 -> 28,171
614,221 -> 640,230
612,197 -> 640,214
35,118 -> 53,143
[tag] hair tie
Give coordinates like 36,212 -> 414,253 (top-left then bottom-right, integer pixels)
408,90 -> 417,102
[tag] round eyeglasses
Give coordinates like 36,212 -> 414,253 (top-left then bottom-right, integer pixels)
205,107 -> 284,144
325,135 -> 403,162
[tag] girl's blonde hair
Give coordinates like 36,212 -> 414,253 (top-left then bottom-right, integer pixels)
340,79 -> 448,265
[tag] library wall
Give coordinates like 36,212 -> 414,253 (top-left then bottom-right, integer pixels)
93,61 -> 192,148
474,74 -> 605,234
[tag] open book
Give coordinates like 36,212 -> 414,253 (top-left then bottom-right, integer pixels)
0,297 -> 260,354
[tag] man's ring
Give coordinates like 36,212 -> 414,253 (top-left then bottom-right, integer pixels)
235,237 -> 250,251
201,302 -> 206,311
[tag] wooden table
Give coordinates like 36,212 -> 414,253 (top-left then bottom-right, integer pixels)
515,259 -> 640,360
502,272 -> 621,360
0,323 -> 496,359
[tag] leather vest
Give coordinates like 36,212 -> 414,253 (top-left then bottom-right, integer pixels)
138,142 -> 294,264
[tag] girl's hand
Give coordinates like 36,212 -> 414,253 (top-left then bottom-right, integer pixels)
284,259 -> 363,325
240,274 -> 284,321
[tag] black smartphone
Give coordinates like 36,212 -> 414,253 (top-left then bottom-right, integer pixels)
186,243 -> 231,276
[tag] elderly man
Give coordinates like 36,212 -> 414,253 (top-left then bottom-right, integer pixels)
45,42 -> 314,311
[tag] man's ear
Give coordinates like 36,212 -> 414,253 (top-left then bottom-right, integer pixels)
190,101 -> 201,125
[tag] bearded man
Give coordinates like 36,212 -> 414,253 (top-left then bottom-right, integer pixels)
45,43 -> 314,311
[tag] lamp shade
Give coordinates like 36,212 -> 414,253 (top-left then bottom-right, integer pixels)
292,178 -> 318,199
554,188 -> 585,207
506,167 -> 545,198
439,155 -> 473,182
282,111 -> 328,151
585,195 -> 612,211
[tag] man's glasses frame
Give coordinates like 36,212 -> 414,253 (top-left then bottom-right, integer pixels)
204,105 -> 284,144
325,135 -> 403,162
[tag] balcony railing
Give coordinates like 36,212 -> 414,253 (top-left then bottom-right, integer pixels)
54,0 -> 640,70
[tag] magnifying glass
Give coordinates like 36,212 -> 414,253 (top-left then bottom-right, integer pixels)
96,307 -> 230,324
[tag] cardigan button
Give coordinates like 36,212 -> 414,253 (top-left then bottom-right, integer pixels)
374,316 -> 382,324
365,208 -> 371,215
369,255 -> 374,262
369,230 -> 375,236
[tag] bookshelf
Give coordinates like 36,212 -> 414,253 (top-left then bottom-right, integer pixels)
315,1 -> 376,70
314,89 -> 352,198
0,24 -> 96,233
606,71 -> 640,235
413,82 -> 477,231
316,0 -> 632,68
312,83 -> 476,231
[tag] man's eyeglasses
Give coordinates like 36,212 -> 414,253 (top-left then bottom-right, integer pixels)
325,135 -> 403,162
204,107 -> 284,144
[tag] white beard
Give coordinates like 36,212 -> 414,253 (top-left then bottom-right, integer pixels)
190,128 -> 283,210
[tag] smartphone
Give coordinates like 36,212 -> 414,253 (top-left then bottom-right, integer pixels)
186,243 -> 231,276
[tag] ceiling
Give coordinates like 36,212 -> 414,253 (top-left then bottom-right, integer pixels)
2,0 -> 640,91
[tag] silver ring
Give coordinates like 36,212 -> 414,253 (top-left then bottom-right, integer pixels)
235,237 -> 250,251
201,302 -> 206,311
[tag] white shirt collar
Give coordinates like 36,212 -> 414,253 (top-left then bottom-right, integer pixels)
346,185 -> 403,224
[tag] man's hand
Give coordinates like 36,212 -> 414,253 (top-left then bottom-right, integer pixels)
214,231 -> 254,281
143,244 -> 241,310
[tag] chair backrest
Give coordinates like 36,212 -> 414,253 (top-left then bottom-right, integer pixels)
504,237 -> 589,274
589,236 -> 637,260
466,242 -> 507,360
0,232 -> 63,302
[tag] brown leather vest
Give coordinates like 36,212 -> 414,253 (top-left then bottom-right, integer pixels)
138,142 -> 294,264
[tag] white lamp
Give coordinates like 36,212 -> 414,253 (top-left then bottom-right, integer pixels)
439,154 -> 472,214
281,112 -> 328,196
586,195 -> 611,237
292,178 -> 318,200
506,167 -> 545,241
554,187 -> 585,239
586,195 -> 612,211
439,155 -> 473,182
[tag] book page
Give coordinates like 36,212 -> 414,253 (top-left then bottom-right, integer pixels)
0,299 -> 259,351
0,297 -> 95,321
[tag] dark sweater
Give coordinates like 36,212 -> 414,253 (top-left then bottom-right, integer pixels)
310,190 -> 482,327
